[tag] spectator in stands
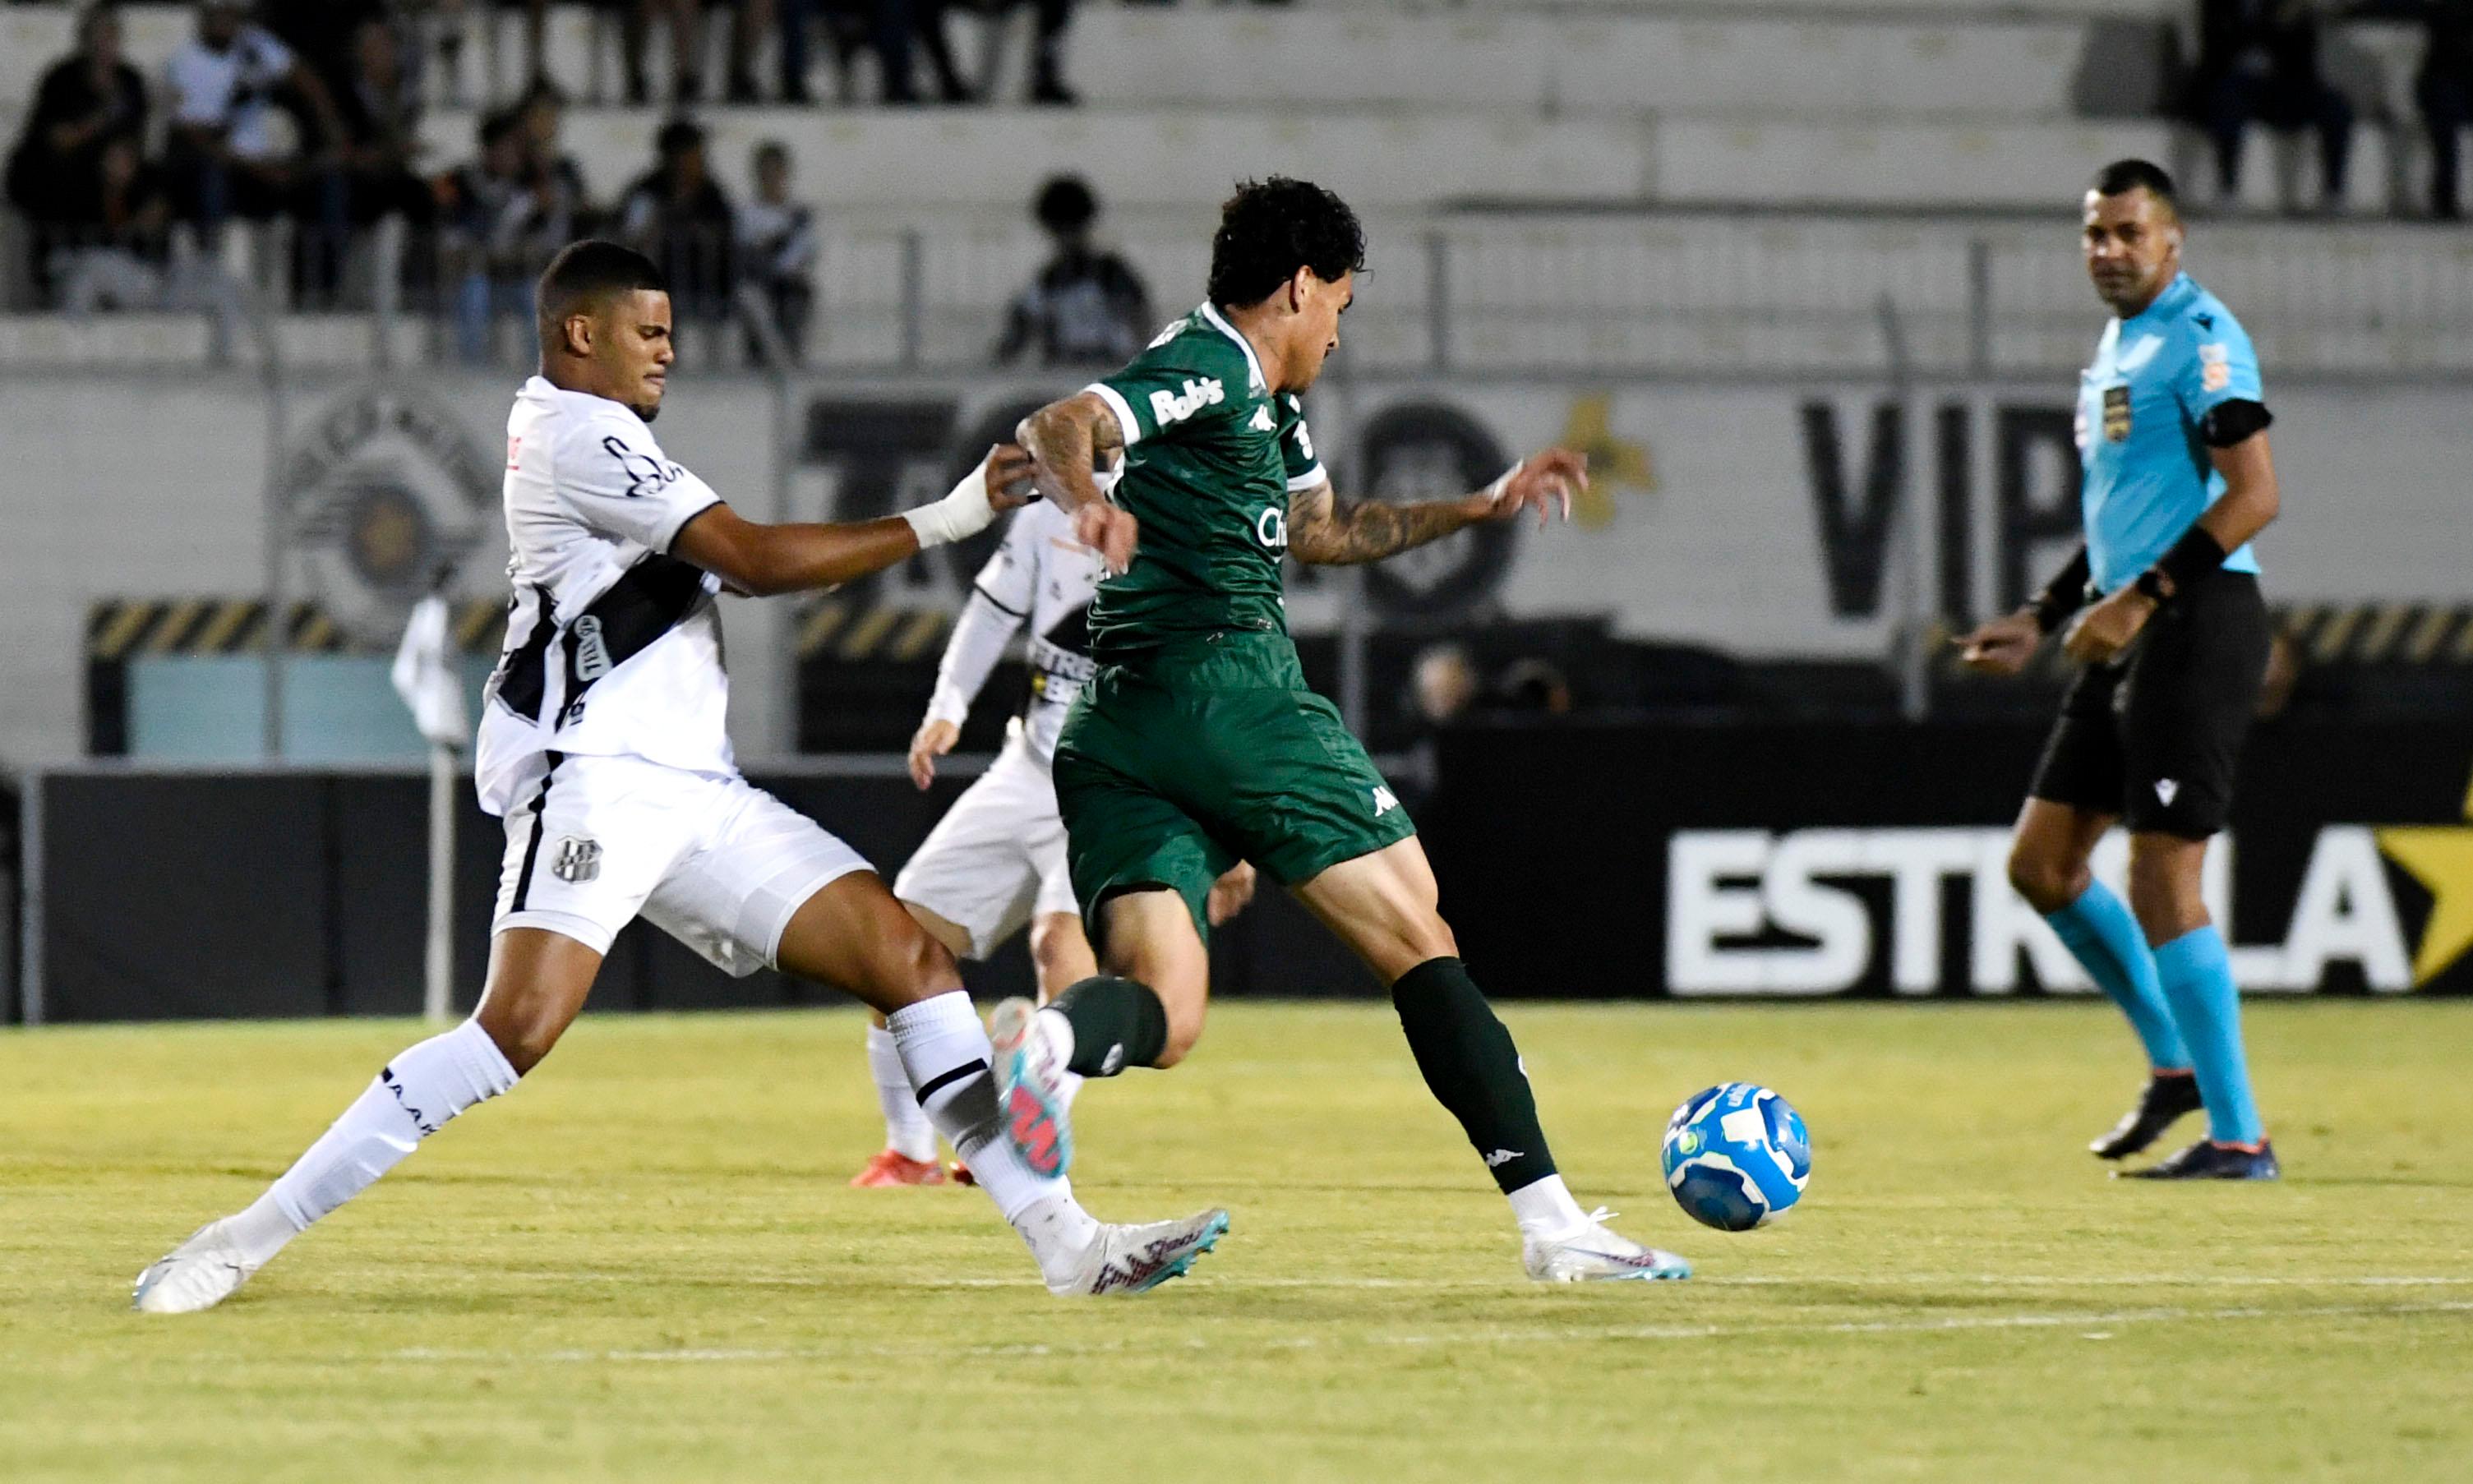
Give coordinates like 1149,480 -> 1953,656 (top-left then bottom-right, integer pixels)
4,2 -> 150,300
638,0 -> 774,104
517,79 -> 595,229
735,139 -> 818,358
51,134 -> 176,312
922,0 -> 1078,105
336,19 -> 437,230
440,106 -> 571,360
2189,0 -> 2354,212
619,118 -> 736,317
994,174 -> 1150,366
1496,657 -> 1576,716
163,0 -> 353,251
2413,0 -> 2473,218
1412,644 -> 1479,730
260,0 -> 392,101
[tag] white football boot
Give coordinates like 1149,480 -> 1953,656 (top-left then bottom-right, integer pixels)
1522,1208 -> 1692,1284
988,998 -> 1075,1179
1049,1209 -> 1232,1297
131,1219 -> 260,1313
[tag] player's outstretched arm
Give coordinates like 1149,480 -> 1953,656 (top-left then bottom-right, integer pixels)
1286,449 -> 1587,567
674,445 -> 1033,597
1019,392 -> 1136,572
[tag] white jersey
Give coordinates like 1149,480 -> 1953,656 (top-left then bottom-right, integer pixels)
475,376 -> 731,817
924,498 -> 1106,764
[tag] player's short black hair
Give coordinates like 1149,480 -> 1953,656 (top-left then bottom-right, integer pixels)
1034,174 -> 1099,235
2091,159 -> 2179,213
536,239 -> 667,353
1207,177 -> 1366,310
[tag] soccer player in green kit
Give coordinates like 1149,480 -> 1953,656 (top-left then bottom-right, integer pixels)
995,177 -> 1691,1283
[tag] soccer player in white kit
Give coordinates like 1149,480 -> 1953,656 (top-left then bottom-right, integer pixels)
131,242 -> 1229,1311
852,498 -> 1255,1185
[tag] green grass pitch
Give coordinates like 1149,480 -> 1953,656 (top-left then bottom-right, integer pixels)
4,1000 -> 2469,1482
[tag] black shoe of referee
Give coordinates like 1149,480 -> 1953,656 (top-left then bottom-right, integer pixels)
2089,1071 -> 2203,1160
2118,1138 -> 2280,1181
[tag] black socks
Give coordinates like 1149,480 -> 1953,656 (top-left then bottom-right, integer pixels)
1048,975 -> 1170,1076
1391,956 -> 1558,1195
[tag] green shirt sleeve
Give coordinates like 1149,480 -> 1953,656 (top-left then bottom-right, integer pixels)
1276,394 -> 1326,491
1089,330 -> 1248,448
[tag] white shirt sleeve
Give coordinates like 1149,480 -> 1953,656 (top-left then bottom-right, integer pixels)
553,414 -> 724,554
242,27 -> 294,81
924,511 -> 1039,725
165,48 -> 227,128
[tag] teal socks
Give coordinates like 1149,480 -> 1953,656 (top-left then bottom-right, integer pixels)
2046,882 -> 2192,1072
2152,925 -> 2266,1145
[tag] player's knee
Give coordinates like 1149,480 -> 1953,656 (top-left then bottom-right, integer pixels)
478,1010 -> 562,1076
879,929 -> 966,1007
1155,998 -> 1207,1068
2006,842 -> 2084,913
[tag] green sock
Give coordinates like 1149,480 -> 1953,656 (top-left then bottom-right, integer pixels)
1391,956 -> 1558,1195
1047,975 -> 1169,1076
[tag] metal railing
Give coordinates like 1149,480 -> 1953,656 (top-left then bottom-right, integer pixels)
9,209 -> 2473,379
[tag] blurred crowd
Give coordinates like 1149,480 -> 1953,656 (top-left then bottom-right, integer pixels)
7,0 -> 2467,338
2189,0 -> 2473,216
1,0 -> 1175,361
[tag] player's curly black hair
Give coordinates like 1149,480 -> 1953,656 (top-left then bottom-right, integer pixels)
1206,177 -> 1366,310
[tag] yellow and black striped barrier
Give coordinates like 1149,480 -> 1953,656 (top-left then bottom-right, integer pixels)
792,599 -> 954,664
86,598 -> 512,658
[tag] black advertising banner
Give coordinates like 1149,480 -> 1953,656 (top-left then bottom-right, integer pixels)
1423,719 -> 2473,999
20,718 -> 2471,1021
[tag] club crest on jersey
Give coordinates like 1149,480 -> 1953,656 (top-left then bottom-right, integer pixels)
551,836 -> 602,883
2102,385 -> 2132,442
1149,377 -> 1224,428
572,615 -> 612,680
2198,342 -> 2232,394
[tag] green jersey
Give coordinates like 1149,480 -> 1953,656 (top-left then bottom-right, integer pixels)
1082,302 -> 1326,661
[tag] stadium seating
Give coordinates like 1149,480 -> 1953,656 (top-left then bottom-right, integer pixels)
2,1 -> 2467,369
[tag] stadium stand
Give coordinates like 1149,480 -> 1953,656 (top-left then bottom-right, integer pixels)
4,0 -> 2468,367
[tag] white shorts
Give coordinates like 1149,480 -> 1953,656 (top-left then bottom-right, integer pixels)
892,738 -> 1078,960
492,752 -> 871,977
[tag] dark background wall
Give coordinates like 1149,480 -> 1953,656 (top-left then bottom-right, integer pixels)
17,716 -> 2470,1021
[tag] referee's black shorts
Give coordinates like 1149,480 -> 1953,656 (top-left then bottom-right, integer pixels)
2028,569 -> 2271,839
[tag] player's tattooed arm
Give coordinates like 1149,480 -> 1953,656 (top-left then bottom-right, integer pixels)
1021,391 -> 1137,573
1286,448 -> 1588,566
1285,478 -> 1481,565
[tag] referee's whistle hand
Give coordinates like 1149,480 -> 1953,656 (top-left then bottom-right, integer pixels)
2060,589 -> 2154,666
1954,612 -> 2039,677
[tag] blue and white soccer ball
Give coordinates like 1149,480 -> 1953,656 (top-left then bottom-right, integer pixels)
1660,1082 -> 1811,1232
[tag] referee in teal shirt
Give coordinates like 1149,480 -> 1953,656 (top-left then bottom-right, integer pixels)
1961,160 -> 2282,1180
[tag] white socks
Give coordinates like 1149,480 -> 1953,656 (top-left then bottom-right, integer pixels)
1506,1173 -> 1592,1241
865,1022 -> 939,1162
228,1019 -> 519,1267
885,992 -> 1099,1279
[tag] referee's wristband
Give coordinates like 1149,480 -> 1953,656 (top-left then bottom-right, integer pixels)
2140,526 -> 2231,604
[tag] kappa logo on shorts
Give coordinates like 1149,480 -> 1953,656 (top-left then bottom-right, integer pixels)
2155,779 -> 2180,806
1371,786 -> 1399,816
551,836 -> 602,883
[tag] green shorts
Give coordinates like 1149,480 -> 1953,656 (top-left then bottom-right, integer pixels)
1053,631 -> 1415,942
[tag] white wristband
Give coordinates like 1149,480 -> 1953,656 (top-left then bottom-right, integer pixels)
1483,460 -> 1524,506
902,454 -> 1000,549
